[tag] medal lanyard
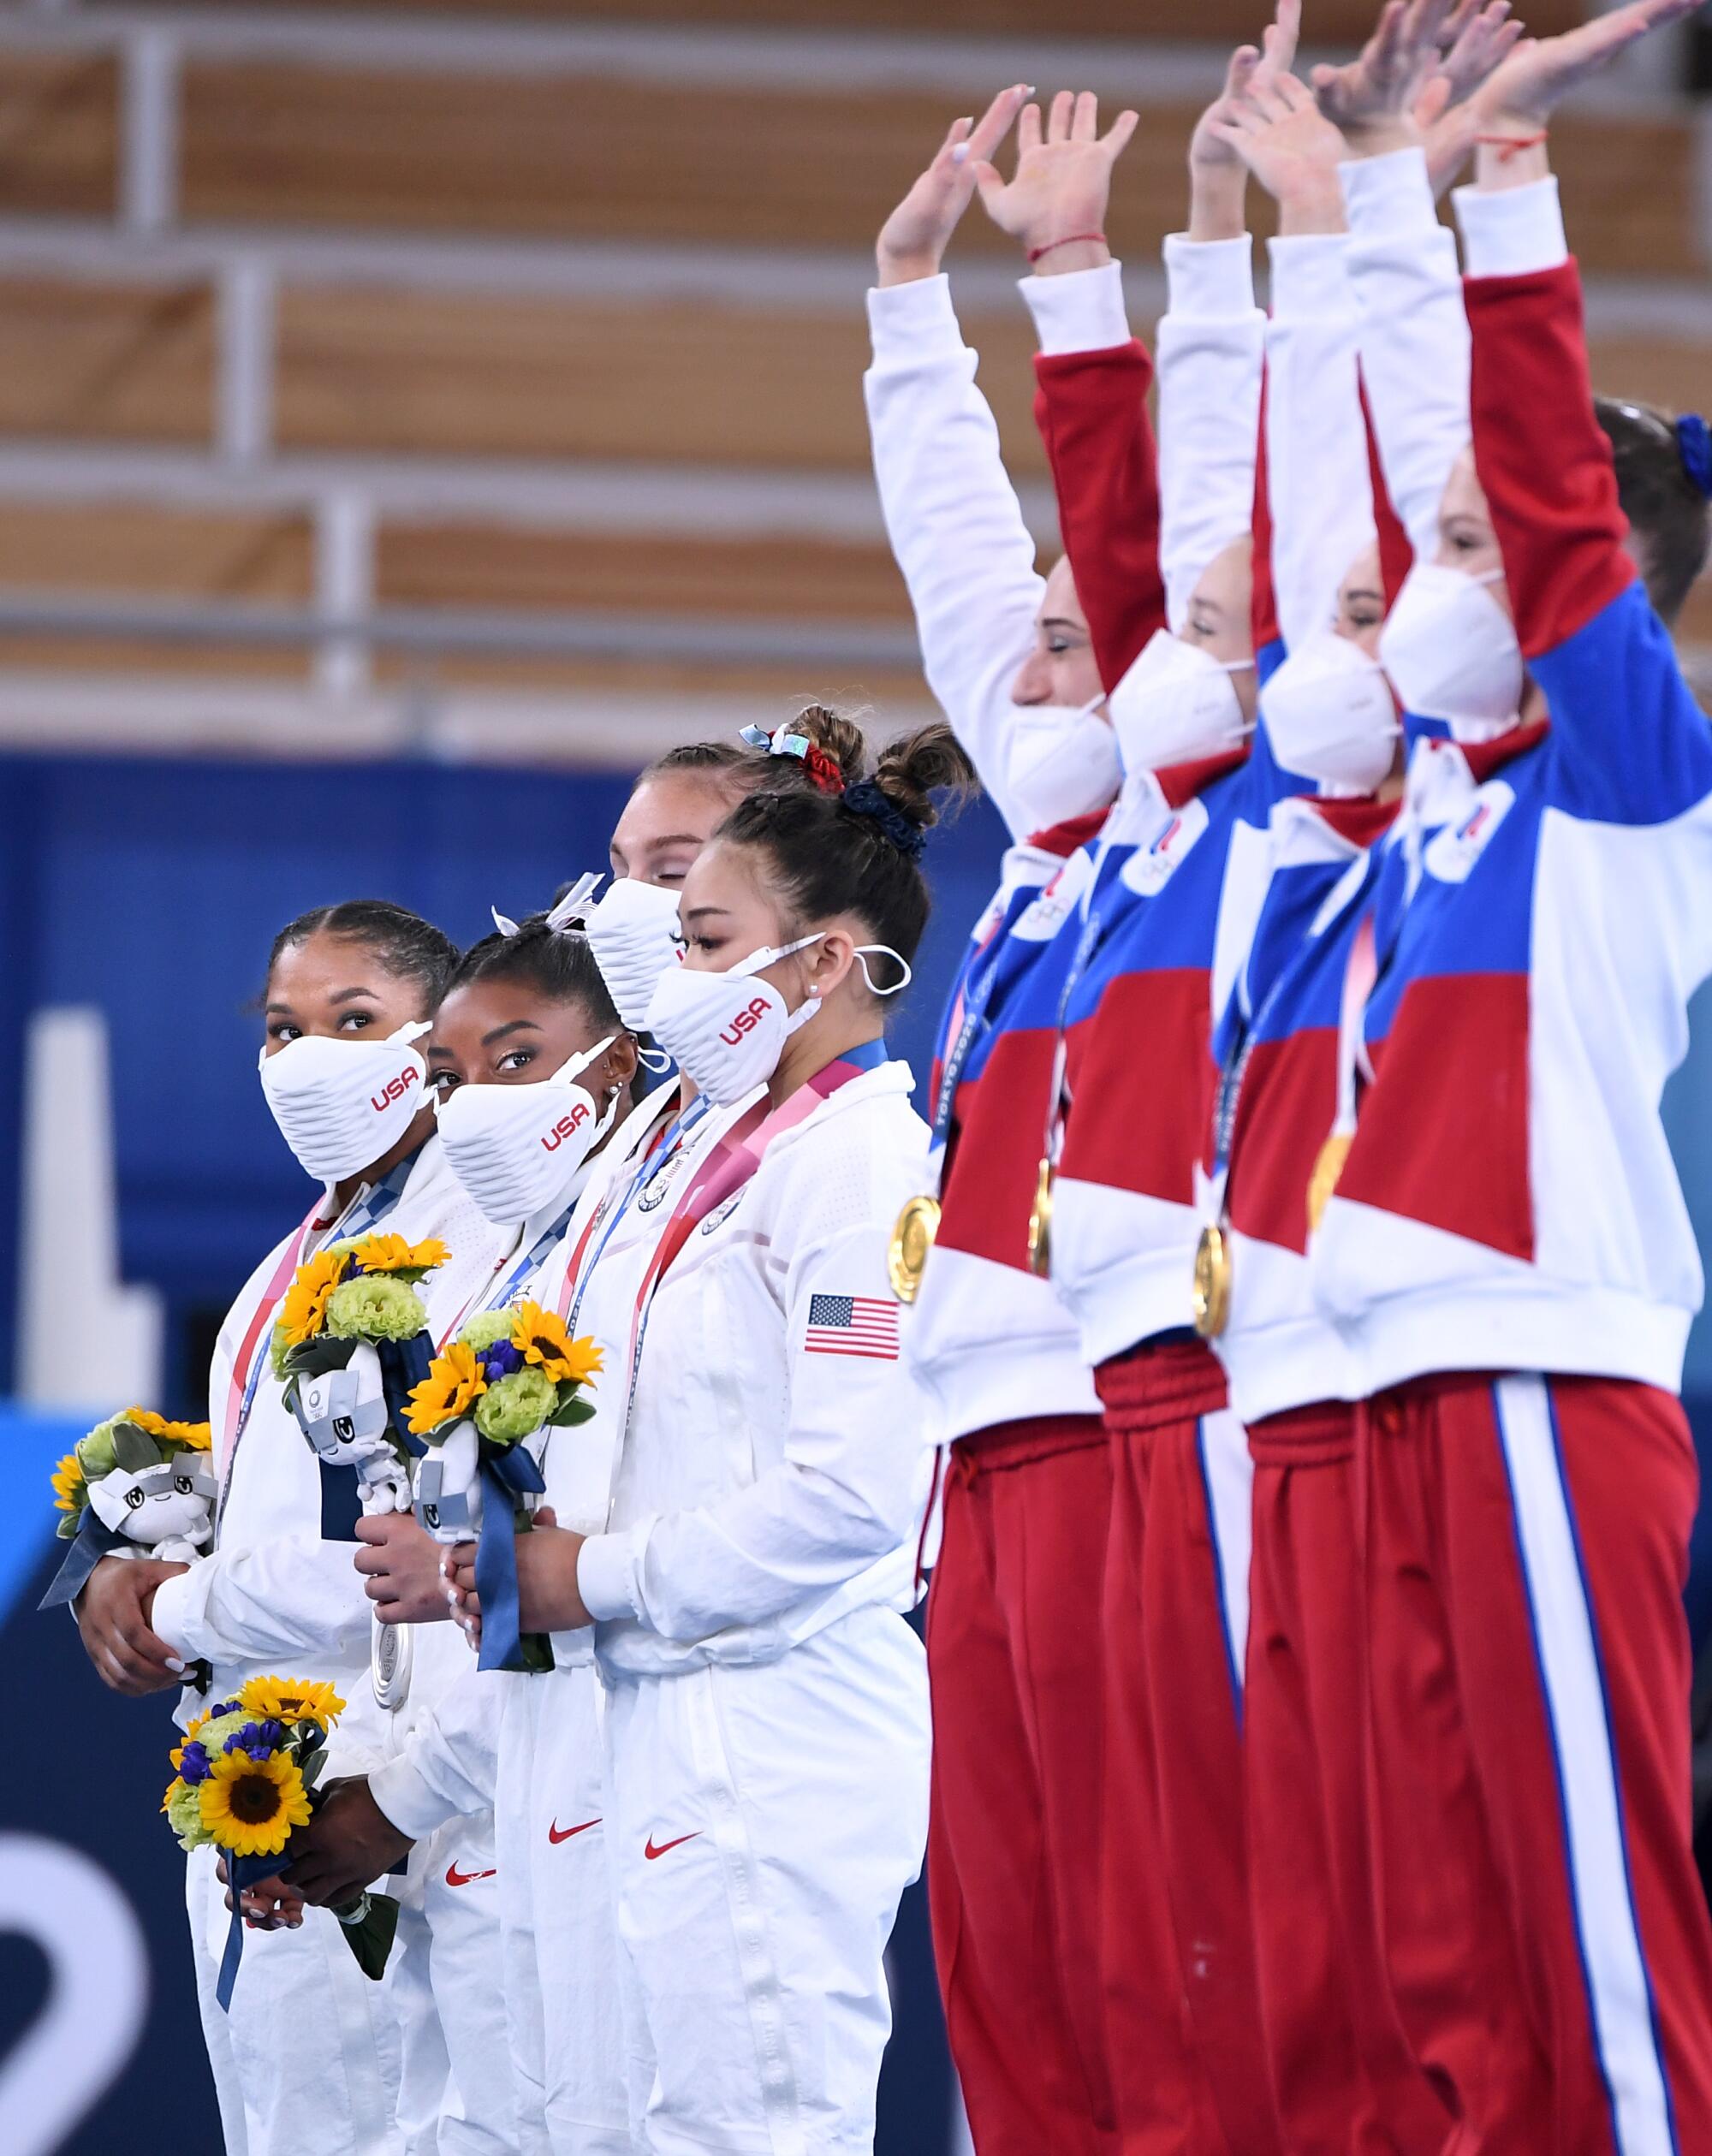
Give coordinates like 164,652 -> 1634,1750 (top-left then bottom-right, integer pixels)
437,1197 -> 584,1351
930,915 -> 1012,1162
1329,911 -> 1381,1147
561,1091 -> 712,1335
615,1043 -> 887,1440
219,1156 -> 415,1499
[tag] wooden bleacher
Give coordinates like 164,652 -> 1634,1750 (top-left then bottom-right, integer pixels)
0,0 -> 1702,739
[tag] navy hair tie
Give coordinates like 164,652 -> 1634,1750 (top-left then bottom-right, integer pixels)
1679,414 -> 1712,501
841,779 -> 926,860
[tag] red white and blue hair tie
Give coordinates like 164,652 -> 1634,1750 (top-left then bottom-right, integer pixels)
739,722 -> 842,795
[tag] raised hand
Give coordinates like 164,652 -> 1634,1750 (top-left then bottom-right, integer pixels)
1312,0 -> 1460,151
1470,0 -> 1703,131
1418,1 -> 1527,193
876,83 -> 1030,288
972,90 -> 1139,274
1208,72 -> 1349,233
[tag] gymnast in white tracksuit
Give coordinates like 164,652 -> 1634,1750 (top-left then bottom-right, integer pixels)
449,708 -> 953,2153
286,899 -> 646,2156
74,900 -> 514,2156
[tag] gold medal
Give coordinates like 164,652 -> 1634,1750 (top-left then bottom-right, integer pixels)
1192,1222 -> 1232,1339
1026,1158 -> 1055,1279
888,1194 -> 941,1305
1306,1131 -> 1353,1236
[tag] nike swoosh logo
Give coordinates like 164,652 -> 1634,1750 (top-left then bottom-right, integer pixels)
444,1862 -> 497,1887
548,1817 -> 601,1844
644,1832 -> 702,1861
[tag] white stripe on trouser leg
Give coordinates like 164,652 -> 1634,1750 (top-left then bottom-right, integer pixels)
1197,1408 -> 1253,1710
1492,1373 -> 1678,2156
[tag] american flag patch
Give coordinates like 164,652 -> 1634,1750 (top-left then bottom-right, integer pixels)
805,1294 -> 901,1361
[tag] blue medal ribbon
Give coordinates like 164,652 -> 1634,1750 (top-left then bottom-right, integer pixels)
38,1507 -> 130,1610
473,1442 -> 551,1673
216,1848 -> 294,2010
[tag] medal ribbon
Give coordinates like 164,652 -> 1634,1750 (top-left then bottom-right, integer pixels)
618,1042 -> 888,1434
219,1155 -> 418,1483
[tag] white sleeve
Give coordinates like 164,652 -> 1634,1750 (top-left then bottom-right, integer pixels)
1453,175 -> 1568,279
149,1535 -> 372,1666
578,1224 -> 924,1644
368,1664 -> 501,1841
1340,147 -> 1471,566
864,275 -> 1043,841
1265,234 -> 1376,653
1017,258 -> 1132,357
1156,234 -> 1266,633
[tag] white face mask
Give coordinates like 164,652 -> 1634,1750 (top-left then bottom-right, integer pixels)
1378,564 -> 1522,740
643,935 -> 911,1106
582,876 -> 684,1030
1002,698 -> 1122,831
1108,628 -> 1253,776
1260,630 -> 1400,795
434,1036 -> 621,1226
259,1022 -> 431,1185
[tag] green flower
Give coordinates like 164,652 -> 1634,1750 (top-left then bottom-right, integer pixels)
164,1777 -> 208,1849
473,1367 -> 556,1446
461,1311 -> 514,1355
269,1320 -> 294,1381
325,1274 -> 425,1345
77,1418 -> 122,1484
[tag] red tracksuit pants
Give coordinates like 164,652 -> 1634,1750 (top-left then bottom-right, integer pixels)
1097,1338 -> 1281,2156
1361,1371 -> 1712,2155
926,1414 -> 1124,2156
1245,1401 -> 1453,2155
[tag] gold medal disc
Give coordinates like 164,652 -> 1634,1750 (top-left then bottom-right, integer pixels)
1306,1131 -> 1354,1236
888,1194 -> 942,1305
1192,1223 -> 1232,1339
1026,1158 -> 1055,1279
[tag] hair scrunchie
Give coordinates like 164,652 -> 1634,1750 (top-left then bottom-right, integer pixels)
1678,413 -> 1712,501
737,722 -> 842,796
841,778 -> 926,860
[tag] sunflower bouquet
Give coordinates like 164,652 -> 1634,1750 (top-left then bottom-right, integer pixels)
39,1407 -> 217,1611
271,1233 -> 449,1514
407,1302 -> 602,1673
163,1676 -> 398,2010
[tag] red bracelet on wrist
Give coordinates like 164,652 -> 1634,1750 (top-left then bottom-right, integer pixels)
1027,230 -> 1109,265
1475,130 -> 1548,162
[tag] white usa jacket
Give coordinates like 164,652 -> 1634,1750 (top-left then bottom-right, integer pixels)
576,1060 -> 934,1675
366,1084 -> 741,1833
153,1135 -> 510,1763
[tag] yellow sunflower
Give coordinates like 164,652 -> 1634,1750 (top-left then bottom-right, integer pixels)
510,1303 -> 603,1388
51,1449 -> 86,1517
407,1340 -> 487,1437
122,1407 -> 212,1451
237,1676 -> 347,1727
198,1749 -> 312,1858
348,1232 -> 450,1276
279,1250 -> 346,1349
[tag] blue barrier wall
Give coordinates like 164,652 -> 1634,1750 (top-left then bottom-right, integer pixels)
0,748 -> 1008,1407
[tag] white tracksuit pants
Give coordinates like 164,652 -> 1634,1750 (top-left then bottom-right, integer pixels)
599,1607 -> 932,2156
395,1811 -> 517,2156
186,1840 -> 405,2156
496,1662 -> 634,2156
